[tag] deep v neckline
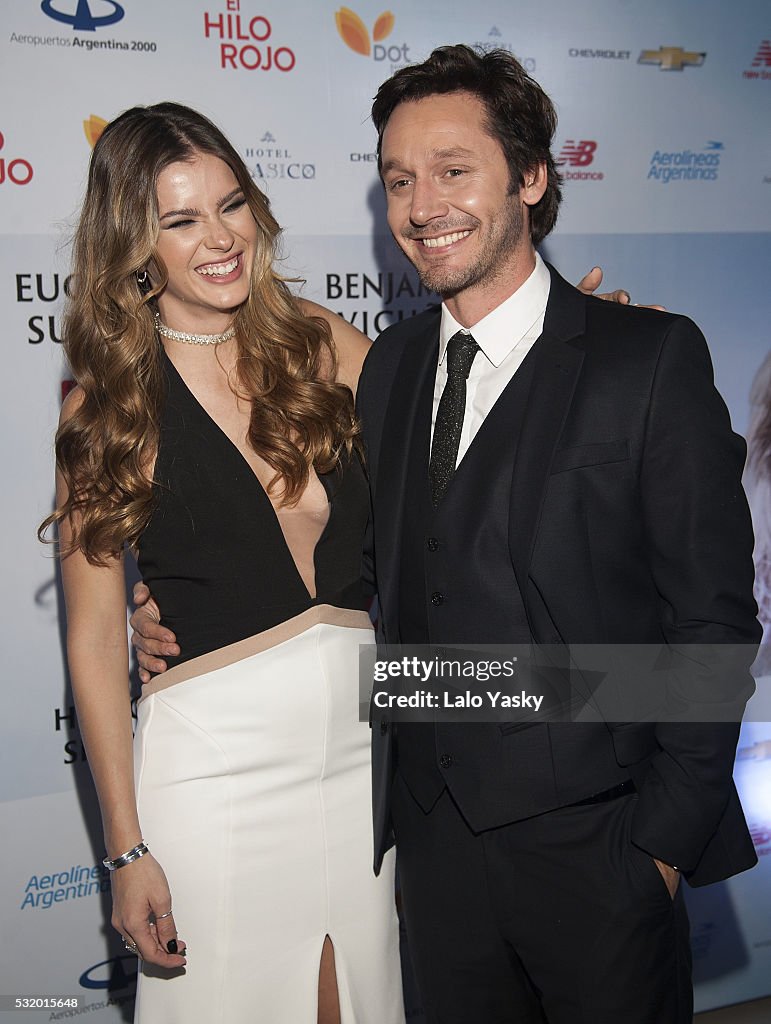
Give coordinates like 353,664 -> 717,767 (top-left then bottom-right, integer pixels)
162,350 -> 332,602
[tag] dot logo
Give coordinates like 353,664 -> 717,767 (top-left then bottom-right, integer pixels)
334,7 -> 408,66
0,131 -> 34,186
83,114 -> 108,148
335,7 -> 394,56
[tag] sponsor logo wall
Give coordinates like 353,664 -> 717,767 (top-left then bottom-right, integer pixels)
1,1 -> 770,1019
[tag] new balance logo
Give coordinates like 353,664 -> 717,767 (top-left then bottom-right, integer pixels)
557,140 -> 597,167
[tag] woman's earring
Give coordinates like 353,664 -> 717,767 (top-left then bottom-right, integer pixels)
136,268 -> 149,289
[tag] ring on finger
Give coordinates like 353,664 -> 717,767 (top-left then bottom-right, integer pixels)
155,909 -> 174,921
123,938 -> 139,955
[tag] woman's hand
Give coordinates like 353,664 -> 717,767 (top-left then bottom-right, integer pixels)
575,266 -> 666,310
110,853 -> 187,968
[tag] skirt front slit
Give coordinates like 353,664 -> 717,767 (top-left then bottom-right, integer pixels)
133,607 -> 402,1024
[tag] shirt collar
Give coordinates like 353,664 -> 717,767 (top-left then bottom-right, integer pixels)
439,251 -> 551,368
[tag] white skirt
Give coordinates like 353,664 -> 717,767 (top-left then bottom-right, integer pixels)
133,605 -> 403,1024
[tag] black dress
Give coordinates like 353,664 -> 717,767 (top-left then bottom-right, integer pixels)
132,351 -> 404,1024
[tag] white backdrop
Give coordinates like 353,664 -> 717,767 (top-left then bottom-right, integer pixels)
1,1 -> 770,1019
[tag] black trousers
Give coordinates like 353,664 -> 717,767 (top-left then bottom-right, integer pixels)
392,773 -> 693,1024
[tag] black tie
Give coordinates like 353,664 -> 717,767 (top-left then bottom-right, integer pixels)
429,331 -> 480,507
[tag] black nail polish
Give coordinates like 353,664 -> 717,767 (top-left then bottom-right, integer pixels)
166,939 -> 178,954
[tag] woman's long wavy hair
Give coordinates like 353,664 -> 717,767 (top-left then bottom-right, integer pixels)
41,102 -> 358,564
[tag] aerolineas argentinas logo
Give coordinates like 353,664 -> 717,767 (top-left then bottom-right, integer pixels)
648,141 -> 723,183
335,7 -> 408,66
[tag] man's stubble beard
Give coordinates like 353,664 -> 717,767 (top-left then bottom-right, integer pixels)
406,195 -> 525,300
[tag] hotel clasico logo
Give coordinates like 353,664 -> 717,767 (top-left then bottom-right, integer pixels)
638,46 -> 705,71
244,131 -> 316,182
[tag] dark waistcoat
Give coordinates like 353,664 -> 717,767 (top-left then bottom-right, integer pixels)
395,343 -> 627,823
398,346 -> 534,649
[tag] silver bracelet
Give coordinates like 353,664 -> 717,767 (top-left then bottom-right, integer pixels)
102,841 -> 149,872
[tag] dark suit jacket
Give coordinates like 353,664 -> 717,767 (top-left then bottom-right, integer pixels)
357,264 -> 760,887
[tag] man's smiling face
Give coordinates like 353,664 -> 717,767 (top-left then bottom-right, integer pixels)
380,91 -> 533,304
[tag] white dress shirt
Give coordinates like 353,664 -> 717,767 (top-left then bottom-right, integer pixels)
431,252 -> 551,466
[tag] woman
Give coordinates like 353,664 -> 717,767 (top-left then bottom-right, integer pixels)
746,350 -> 771,667
41,102 -> 403,1024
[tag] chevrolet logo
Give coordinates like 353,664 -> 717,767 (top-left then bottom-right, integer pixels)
638,46 -> 705,71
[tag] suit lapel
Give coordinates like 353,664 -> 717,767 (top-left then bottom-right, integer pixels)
509,266 -> 587,601
372,266 -> 587,636
374,311 -> 440,641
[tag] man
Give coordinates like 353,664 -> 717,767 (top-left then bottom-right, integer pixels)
133,46 -> 759,1023
356,45 -> 759,1024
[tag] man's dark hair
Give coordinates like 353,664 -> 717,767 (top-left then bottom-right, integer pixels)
371,44 -> 562,245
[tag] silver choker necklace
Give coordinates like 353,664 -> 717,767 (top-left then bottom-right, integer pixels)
154,311 -> 235,346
